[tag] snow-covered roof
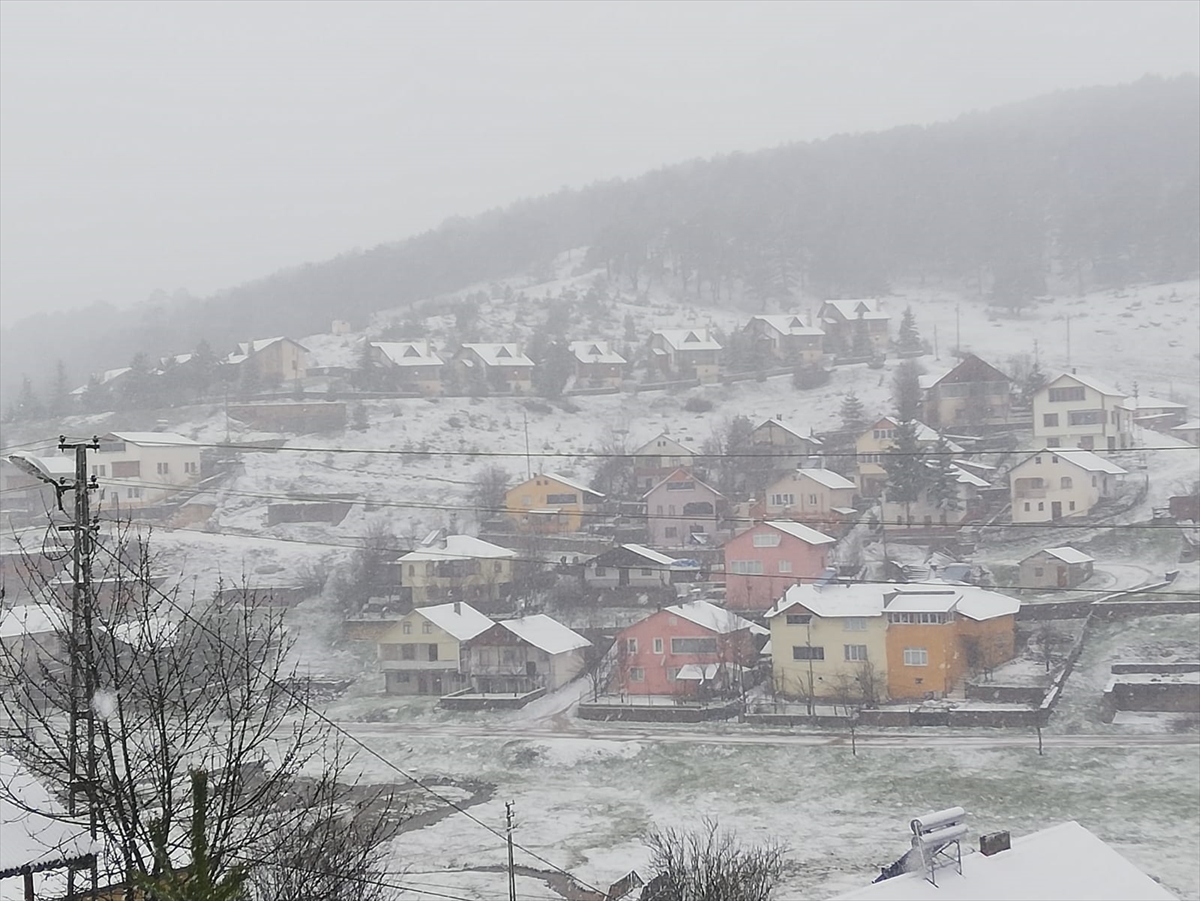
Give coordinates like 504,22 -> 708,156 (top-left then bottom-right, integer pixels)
632,433 -> 699,458
1132,394 -> 1187,411
653,328 -> 722,352
1022,448 -> 1128,475
70,366 -> 131,395
767,583 -> 886,619
952,466 -> 991,488
883,588 -> 960,614
832,820 -> 1176,900
497,614 -> 590,654
763,521 -> 837,545
237,336 -> 309,355
618,544 -> 678,566
532,471 -> 606,500
675,663 -> 721,681
642,468 -> 722,500
666,600 -> 763,635
767,582 -> 1019,622
461,343 -> 534,367
1047,371 -> 1125,398
105,431 -> 200,448
870,417 -> 963,450
1171,419 -> 1200,432
748,314 -> 824,337
754,418 -> 824,446
1032,546 -> 1095,565
399,535 -> 517,563
0,604 -> 67,639
0,753 -> 100,879
414,602 -> 493,642
110,616 -> 181,648
794,468 -> 856,490
569,340 -> 626,365
371,341 -> 444,367
820,299 -> 890,321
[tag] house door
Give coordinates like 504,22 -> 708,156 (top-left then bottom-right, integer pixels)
417,675 -> 428,695
1107,436 -> 1116,451
1051,501 -> 1062,520
1057,566 -> 1068,588
619,568 -> 630,586
430,674 -> 442,695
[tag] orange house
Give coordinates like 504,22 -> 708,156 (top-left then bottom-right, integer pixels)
882,585 -> 1018,700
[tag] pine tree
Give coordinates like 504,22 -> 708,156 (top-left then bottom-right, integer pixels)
891,359 -> 924,422
14,374 -> 43,421
928,435 -> 963,515
50,360 -> 70,416
1020,360 -> 1047,406
839,391 -> 866,431
897,306 -> 922,353
883,419 -> 927,522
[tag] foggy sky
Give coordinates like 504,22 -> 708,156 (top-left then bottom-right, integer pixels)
1,0 -> 1197,324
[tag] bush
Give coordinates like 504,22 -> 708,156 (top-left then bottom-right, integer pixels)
792,366 -> 831,389
684,396 -> 714,413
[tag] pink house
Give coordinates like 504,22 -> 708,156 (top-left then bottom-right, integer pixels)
614,601 -> 762,697
722,521 -> 836,612
643,468 -> 724,549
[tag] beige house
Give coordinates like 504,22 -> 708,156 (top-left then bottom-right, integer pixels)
1018,547 -> 1095,590
90,432 -> 203,510
751,419 -> 824,476
649,328 -> 722,383
1033,372 -> 1134,452
632,433 -> 699,492
369,340 -> 445,394
921,354 -> 1012,429
1009,448 -> 1127,523
227,337 -> 309,385
454,344 -> 535,394
743,315 -> 825,366
569,340 -> 626,388
1170,419 -> 1200,446
465,614 -> 591,694
504,472 -> 606,534
377,602 -> 492,695
818,299 -> 890,358
763,468 -> 857,524
854,418 -> 961,498
397,533 -> 516,605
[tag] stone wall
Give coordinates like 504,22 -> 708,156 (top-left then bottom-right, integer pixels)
578,700 -> 739,723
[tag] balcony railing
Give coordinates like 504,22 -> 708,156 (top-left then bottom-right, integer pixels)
379,658 -> 458,671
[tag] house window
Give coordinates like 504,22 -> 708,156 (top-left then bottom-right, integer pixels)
1038,502 -> 1044,511
401,645 -> 416,660
1034,567 -> 1044,577
1068,410 -> 1104,426
112,461 -> 140,478
1069,501 -> 1076,511
753,532 -> 781,547
666,481 -> 695,491
629,667 -> 645,682
904,648 -> 929,667
671,637 -> 718,654
156,462 -> 170,475
1091,476 -> 1098,487
786,614 -> 811,625
1060,476 -> 1073,489
594,565 -> 607,577
844,618 -> 866,632
545,493 -> 578,505
844,645 -> 868,662
127,487 -> 142,499
91,465 -> 107,477
770,493 -> 794,507
422,622 -> 432,634
1043,413 -> 1059,427
1047,438 -> 1060,448
666,667 -> 677,681
664,527 -> 678,539
729,561 -> 764,574
792,646 -> 824,660
427,644 -> 438,661
641,568 -> 654,576
653,638 -> 663,654
1048,386 -> 1086,402
656,505 -> 663,515
626,638 -> 638,653
1023,503 -> 1030,511
1034,456 -> 1042,465
778,560 -> 793,573
380,644 -> 401,660
184,461 -> 198,474
402,622 -> 412,634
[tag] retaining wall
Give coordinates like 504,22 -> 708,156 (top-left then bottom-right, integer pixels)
578,701 -> 739,723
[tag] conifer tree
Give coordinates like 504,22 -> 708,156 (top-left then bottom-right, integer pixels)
891,359 -> 924,423
928,434 -> 963,515
839,391 -> 866,431
897,306 -> 922,353
883,419 -> 926,523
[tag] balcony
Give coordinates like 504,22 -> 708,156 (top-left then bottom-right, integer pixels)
380,658 -> 458,672
1013,488 -> 1047,499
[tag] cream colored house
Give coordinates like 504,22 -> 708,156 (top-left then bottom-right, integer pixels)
743,315 -> 825,366
632,433 -> 699,491
818,299 -> 890,358
377,602 -> 492,695
91,432 -> 203,510
397,533 -> 516,604
649,328 -> 723,383
454,343 -> 535,394
465,614 -> 591,694
1169,419 -> 1200,446
880,465 -> 990,529
854,418 -> 961,498
227,336 -> 309,385
766,583 -> 889,703
369,340 -> 445,394
763,468 -> 857,523
1009,448 -> 1127,523
1033,372 -> 1134,452
569,340 -> 626,388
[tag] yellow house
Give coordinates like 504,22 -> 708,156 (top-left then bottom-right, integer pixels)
398,533 -> 516,604
766,583 -> 890,703
854,417 -> 960,498
377,601 -> 493,695
505,472 -> 606,533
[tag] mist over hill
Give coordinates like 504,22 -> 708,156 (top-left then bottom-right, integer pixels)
2,75 -> 1197,409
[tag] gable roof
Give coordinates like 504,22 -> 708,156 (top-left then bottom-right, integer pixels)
614,544 -> 678,566
371,341 -> 444,367
747,314 -> 824,337
652,328 -> 722,352
666,600 -> 767,636
791,468 -> 856,490
867,417 -> 962,449
762,521 -> 837,546
237,336 -> 309,355
1045,371 -> 1125,398
820,299 -> 890,321
0,753 -> 100,880
951,465 -> 991,488
568,340 -> 626,365
1170,418 -> 1200,432
524,471 -> 606,500
1014,448 -> 1128,475
632,433 -> 698,458
104,431 -> 199,448
929,354 -> 1010,387
1131,394 -> 1187,412
70,366 -> 132,395
461,343 -> 534,367
642,468 -> 723,500
1032,546 -> 1095,565
767,582 -> 1019,622
767,583 -> 886,619
753,418 -> 824,446
497,614 -> 590,654
0,604 -> 67,639
399,534 -> 517,563
832,820 -> 1176,901
414,602 -> 493,641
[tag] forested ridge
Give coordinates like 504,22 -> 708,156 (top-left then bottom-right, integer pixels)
2,75 -> 1196,406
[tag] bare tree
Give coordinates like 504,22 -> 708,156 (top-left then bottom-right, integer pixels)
0,529 -> 403,898
1034,623 -> 1068,673
582,639 -> 617,702
471,463 -> 511,522
854,659 -> 886,707
642,817 -> 786,901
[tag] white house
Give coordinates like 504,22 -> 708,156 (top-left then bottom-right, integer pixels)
90,432 -> 203,510
568,340 -> 626,388
1032,372 -> 1134,452
1009,448 -> 1127,523
632,433 -> 699,491
465,614 -> 591,694
649,329 -> 723,383
583,544 -> 680,591
369,340 -> 445,394
743,314 -> 825,366
763,468 -> 857,523
454,343 -> 535,393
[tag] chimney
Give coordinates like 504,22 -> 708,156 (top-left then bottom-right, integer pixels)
1072,367 -> 1077,374
453,601 -> 461,616
979,831 -> 1011,856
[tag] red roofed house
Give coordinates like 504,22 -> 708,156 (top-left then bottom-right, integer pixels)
722,521 -> 836,612
614,601 -> 764,698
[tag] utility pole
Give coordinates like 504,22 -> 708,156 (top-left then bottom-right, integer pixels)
1065,315 -> 1071,369
59,435 -> 100,899
505,801 -> 517,901
522,412 -> 532,480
